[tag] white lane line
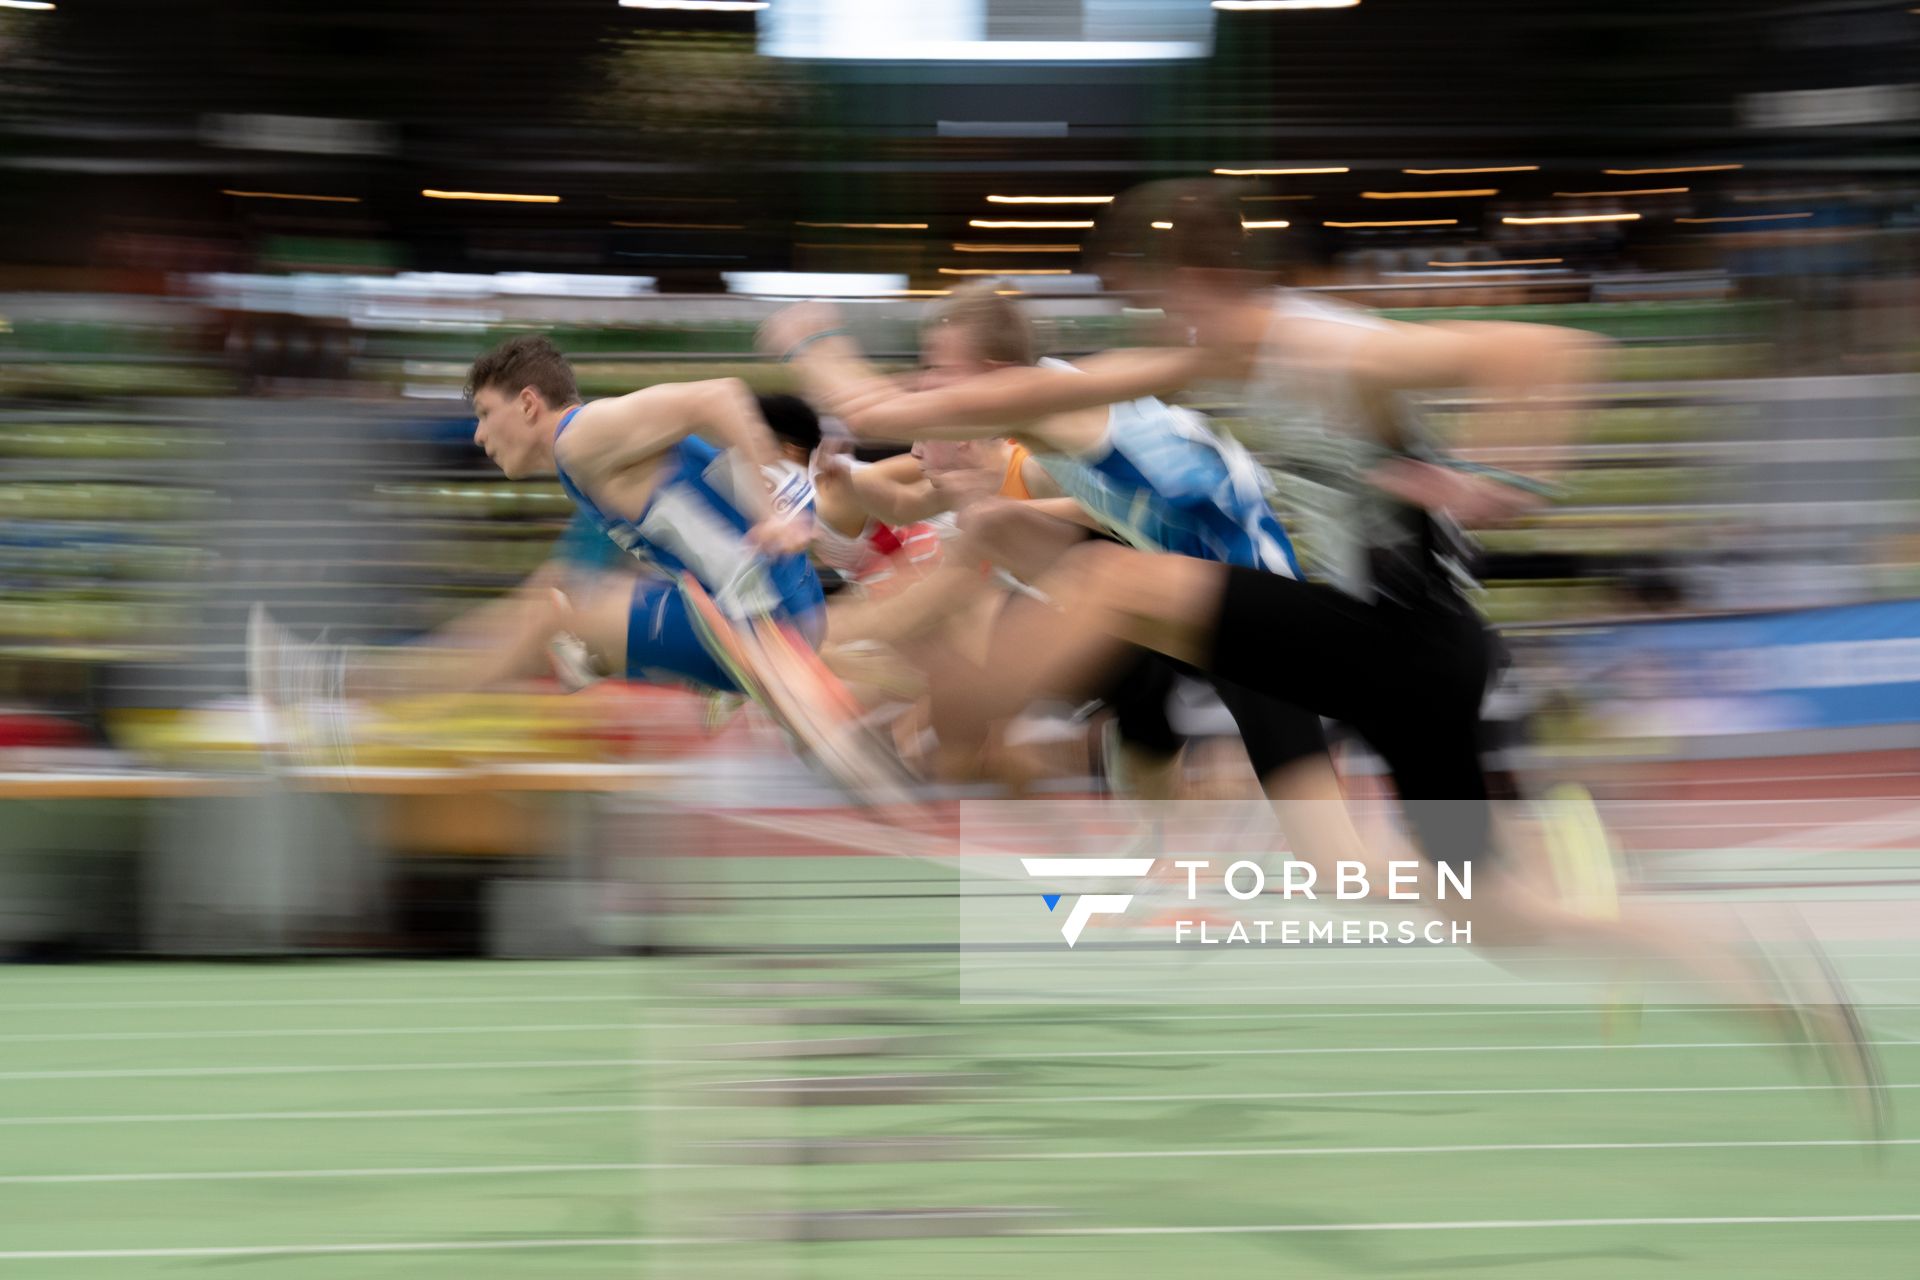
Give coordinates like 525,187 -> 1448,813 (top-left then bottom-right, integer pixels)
0,1162 -> 683,1186
0,966 -> 641,987
1030,1214 -> 1920,1238
1010,1137 -> 1920,1161
964,959 -> 1920,978
978,1081 -> 1920,1106
8,955 -> 1920,1009
7,1214 -> 1920,1258
0,1058 -> 662,1081
3,1138 -> 1911,1186
16,1013 -> 1866,1049
0,1105 -> 685,1126
3,1039 -> 1917,1081
951,1038 -> 1920,1061
0,1238 -> 702,1260
8,1002 -> 1920,1028
971,979 -> 1920,996
1033,1004 -> 1920,1021
0,996 -> 645,1011
4,1080 -> 1919,1126
0,1023 -> 639,1044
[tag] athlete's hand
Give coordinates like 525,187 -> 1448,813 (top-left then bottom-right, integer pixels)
926,462 -> 1000,512
748,510 -> 814,558
822,375 -> 916,429
758,302 -> 846,360
813,437 -> 855,495
1366,458 -> 1543,527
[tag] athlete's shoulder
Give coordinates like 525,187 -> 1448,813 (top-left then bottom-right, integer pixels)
1276,288 -> 1390,330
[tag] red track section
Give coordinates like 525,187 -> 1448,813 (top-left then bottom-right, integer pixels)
1584,749 -> 1920,801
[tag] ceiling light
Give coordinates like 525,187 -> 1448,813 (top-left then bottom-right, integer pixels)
1361,189 -> 1497,200
1324,218 -> 1457,228
1212,1 -> 1360,9
985,195 -> 1113,205
618,1 -> 768,10
1403,165 -> 1538,175
1603,164 -> 1743,175
951,243 -> 1080,253
1214,166 -> 1348,176
1501,212 -> 1640,225
423,190 -> 560,204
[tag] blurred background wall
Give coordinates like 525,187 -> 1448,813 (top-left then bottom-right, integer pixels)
0,0 -> 1915,959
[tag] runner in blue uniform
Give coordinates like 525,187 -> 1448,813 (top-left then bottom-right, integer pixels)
766,285 -> 1351,824
249,337 -> 904,794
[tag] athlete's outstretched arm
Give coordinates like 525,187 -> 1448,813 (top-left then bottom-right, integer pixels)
845,452 -> 949,525
1353,320 -> 1604,459
824,346 -> 1206,442
1343,318 -> 1607,524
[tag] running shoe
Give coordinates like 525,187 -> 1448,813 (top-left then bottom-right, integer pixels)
548,631 -> 607,692
1755,917 -> 1892,1143
247,604 -> 355,776
1542,783 -> 1640,1040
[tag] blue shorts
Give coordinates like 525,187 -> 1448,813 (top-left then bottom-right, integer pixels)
624,578 -> 824,694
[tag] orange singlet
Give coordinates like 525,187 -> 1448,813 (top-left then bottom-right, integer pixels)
998,443 -> 1034,501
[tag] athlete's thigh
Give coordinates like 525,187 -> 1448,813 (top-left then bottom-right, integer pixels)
988,585 -> 1136,706
574,574 -> 740,693
1208,675 -> 1329,783
964,499 -> 1095,583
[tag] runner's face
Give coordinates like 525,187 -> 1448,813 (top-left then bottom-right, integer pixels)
918,324 -> 992,391
911,439 -> 991,474
472,385 -> 540,478
912,325 -> 1006,475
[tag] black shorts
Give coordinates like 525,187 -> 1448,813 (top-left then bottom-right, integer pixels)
1103,647 -> 1328,780
1206,565 -> 1498,869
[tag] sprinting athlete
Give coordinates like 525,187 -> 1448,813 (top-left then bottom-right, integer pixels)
798,182 -> 1887,1133
251,335 -> 896,792
766,284 -> 1365,837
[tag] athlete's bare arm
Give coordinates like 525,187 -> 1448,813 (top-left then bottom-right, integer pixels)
553,378 -> 803,550
1353,318 -> 1603,451
1021,495 -> 1103,532
553,380 -> 775,499
847,452 -> 949,525
821,347 -> 1205,443
1337,317 -> 1606,526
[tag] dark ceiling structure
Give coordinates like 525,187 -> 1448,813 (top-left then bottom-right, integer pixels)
0,0 -> 1914,282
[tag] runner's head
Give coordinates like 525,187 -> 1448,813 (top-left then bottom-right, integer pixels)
1093,179 -> 1286,325
756,393 -> 822,464
919,281 -> 1036,389
465,334 -> 579,479
910,436 -> 1007,476
911,283 -> 1028,475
